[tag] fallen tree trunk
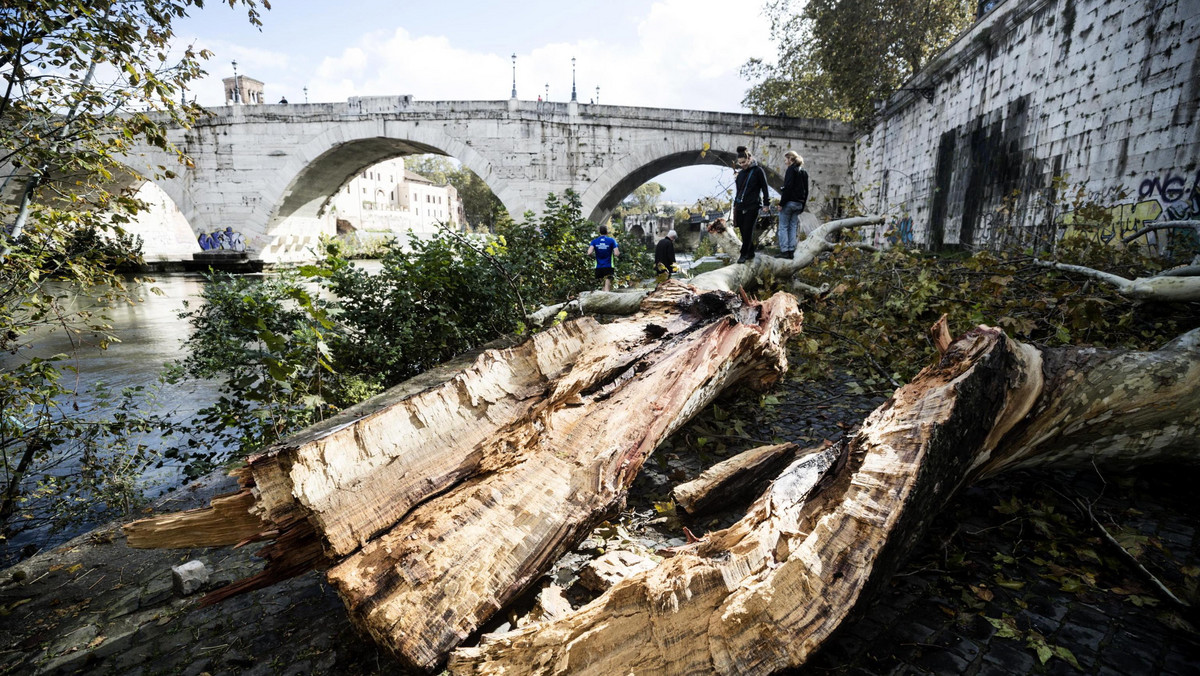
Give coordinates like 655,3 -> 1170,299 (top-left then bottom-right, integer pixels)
125,280 -> 803,671
449,326 -> 1200,675
528,216 -> 885,326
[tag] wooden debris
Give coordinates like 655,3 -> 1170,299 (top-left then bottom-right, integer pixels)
578,551 -> 658,592
671,442 -> 799,515
449,326 -> 1200,675
125,281 -> 803,672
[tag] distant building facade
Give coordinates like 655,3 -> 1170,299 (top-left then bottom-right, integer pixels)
329,157 -> 464,239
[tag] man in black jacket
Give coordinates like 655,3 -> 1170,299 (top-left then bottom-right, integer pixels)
655,229 -> 678,278
778,150 -> 809,258
733,146 -> 771,263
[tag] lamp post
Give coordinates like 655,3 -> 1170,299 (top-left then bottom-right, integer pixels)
545,83 -> 549,101
570,56 -> 577,102
231,60 -> 240,104
303,86 -> 308,104
511,53 -> 517,99
595,86 -> 600,105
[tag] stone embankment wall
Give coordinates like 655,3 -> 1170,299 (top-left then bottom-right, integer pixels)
853,0 -> 1199,250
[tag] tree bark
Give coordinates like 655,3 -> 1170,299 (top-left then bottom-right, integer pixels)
124,280 -> 803,671
449,326 -> 1200,675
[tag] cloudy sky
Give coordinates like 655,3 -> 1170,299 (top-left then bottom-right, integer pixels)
174,0 -> 778,203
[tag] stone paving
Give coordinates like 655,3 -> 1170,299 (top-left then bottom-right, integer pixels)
1,358 -> 1198,675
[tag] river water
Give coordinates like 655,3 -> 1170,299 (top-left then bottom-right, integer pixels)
1,272 -> 227,562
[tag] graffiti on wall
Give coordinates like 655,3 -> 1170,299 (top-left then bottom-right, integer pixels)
886,215 -> 915,246
198,227 -> 247,252
1061,169 -> 1199,256
1140,170 -> 1200,221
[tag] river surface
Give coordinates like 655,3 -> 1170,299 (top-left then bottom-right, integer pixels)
1,272 -> 225,562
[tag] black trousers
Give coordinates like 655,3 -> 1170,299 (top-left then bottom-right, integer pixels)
735,207 -> 758,259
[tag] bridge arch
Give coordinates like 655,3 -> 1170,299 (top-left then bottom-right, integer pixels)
255,122 -> 509,260
580,146 -> 785,226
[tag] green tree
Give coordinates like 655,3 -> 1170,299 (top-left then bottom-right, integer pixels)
169,269 -> 373,475
742,0 -> 973,124
622,182 -> 667,215
1,0 -> 264,537
403,155 -> 455,184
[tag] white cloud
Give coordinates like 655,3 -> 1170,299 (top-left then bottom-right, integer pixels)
303,1 -> 771,111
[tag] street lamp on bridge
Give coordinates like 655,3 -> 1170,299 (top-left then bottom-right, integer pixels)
511,53 -> 517,99
570,56 -> 577,102
231,60 -> 240,104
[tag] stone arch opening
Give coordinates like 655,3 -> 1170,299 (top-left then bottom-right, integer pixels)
2,162 -> 201,262
583,149 -> 785,226
264,136 -> 505,261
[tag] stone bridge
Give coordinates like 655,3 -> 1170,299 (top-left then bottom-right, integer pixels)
122,97 -> 854,262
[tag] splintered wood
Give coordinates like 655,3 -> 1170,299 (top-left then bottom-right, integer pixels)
450,326 -> 1024,675
126,271 -> 1200,674
124,281 -> 802,671
449,328 -> 1200,675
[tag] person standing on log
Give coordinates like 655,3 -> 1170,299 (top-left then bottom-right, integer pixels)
588,224 -> 620,292
777,151 -> 808,259
733,146 -> 770,263
655,230 -> 678,279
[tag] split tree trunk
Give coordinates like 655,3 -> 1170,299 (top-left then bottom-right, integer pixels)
449,326 -> 1200,675
125,280 -> 803,671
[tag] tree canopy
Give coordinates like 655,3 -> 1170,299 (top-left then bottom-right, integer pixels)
742,0 -> 973,124
1,0 -> 264,539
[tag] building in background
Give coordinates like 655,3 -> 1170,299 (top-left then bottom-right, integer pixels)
329,157 -> 464,244
221,76 -> 264,105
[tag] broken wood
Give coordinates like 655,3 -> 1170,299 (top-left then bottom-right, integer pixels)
1034,258 -> 1200,302
125,280 -> 803,671
449,325 -> 1200,675
671,442 -> 800,516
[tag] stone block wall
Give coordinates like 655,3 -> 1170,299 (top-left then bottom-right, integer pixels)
853,0 -> 1199,250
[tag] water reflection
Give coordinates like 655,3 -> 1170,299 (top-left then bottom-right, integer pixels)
1,272 -> 224,561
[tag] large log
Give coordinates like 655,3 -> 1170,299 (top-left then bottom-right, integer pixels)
449,326 -> 1200,675
124,280 -> 803,671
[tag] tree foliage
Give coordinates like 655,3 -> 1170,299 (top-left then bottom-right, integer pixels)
0,0 -> 264,540
785,235 -> 1200,392
742,0 -> 973,124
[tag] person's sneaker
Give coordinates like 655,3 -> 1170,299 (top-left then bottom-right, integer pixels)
736,255 -> 747,263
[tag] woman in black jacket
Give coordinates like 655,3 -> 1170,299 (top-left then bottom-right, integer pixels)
733,145 -> 771,263
777,150 -> 809,258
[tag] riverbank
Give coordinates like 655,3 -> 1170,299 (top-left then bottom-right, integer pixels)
1,350 -> 1197,675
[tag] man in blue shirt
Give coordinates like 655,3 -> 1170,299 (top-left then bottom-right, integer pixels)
587,224 -> 620,292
